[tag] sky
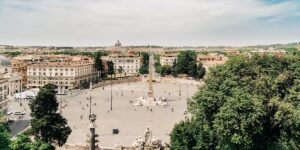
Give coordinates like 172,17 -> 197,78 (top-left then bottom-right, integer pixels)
0,0 -> 299,47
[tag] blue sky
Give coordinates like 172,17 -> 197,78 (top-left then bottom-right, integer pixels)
0,0 -> 299,46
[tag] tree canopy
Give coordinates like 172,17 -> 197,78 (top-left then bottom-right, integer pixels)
107,61 -> 115,76
94,52 -> 104,73
172,50 -> 206,79
139,52 -> 149,74
176,50 -> 197,76
29,83 -> 72,147
170,55 -> 300,150
10,134 -> 54,150
0,122 -> 10,150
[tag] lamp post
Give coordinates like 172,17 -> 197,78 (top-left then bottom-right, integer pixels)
89,82 -> 92,117
110,75 -> 113,111
186,79 -> 189,100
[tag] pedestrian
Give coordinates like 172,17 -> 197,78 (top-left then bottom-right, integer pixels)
150,109 -> 153,112
172,108 -> 174,112
80,115 -> 83,119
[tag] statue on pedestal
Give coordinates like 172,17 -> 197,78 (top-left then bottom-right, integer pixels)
131,127 -> 163,150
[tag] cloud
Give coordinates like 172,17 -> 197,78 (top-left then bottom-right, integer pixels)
0,0 -> 299,46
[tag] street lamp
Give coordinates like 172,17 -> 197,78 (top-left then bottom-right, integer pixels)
186,79 -> 189,100
110,75 -> 113,111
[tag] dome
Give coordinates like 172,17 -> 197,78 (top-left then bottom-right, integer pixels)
115,40 -> 122,47
0,55 -> 11,67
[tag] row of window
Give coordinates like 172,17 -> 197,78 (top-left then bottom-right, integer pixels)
0,93 -> 7,101
117,65 -> 140,69
28,80 -> 74,85
30,68 -> 74,71
113,59 -> 140,63
0,85 -> 7,92
29,66 -> 93,72
115,69 -> 138,73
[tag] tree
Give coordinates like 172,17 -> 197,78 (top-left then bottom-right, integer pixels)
0,123 -> 10,150
171,59 -> 179,77
170,55 -> 300,149
195,63 -> 206,79
29,83 -> 72,147
139,52 -> 149,74
94,51 -> 104,79
160,65 -> 172,76
154,61 -> 161,74
107,61 -> 115,77
10,134 -> 54,150
170,119 -> 203,150
176,50 -> 197,75
187,61 -> 197,77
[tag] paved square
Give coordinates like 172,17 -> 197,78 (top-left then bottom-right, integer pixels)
62,79 -> 199,147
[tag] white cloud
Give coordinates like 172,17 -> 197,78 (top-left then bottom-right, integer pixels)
0,0 -> 299,46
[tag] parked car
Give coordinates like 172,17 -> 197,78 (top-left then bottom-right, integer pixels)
6,111 -> 13,115
14,111 -> 25,115
112,128 -> 119,134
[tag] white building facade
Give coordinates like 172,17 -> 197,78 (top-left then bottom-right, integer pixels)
160,56 -> 176,66
26,59 -> 98,94
3,73 -> 22,96
0,79 -> 9,113
104,56 -> 142,76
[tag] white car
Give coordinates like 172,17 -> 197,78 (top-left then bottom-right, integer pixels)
6,111 -> 13,115
14,111 -> 25,115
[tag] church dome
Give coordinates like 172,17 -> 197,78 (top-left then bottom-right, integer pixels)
0,55 -> 11,67
115,40 -> 122,47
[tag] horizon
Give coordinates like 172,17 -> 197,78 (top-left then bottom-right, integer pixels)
0,41 -> 298,48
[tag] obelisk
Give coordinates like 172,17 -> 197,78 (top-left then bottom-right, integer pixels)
147,52 -> 154,100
